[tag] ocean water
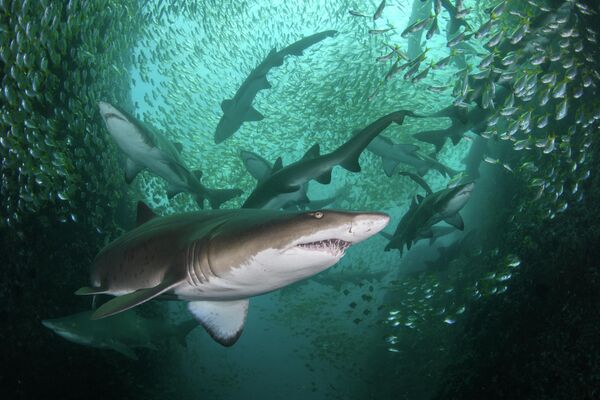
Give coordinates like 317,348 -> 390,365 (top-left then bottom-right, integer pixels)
1,0 -> 599,399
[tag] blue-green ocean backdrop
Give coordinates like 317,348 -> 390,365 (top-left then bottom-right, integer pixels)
1,0 -> 599,399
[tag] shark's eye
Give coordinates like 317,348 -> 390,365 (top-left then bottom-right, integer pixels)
313,211 -> 324,219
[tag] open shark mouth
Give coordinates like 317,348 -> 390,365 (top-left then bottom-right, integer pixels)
297,239 -> 351,257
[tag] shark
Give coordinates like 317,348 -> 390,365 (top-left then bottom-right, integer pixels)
367,135 -> 456,177
76,202 -> 389,346
214,30 -> 337,144
384,182 -> 474,254
98,102 -> 242,209
42,308 -> 197,360
240,149 -> 349,210
242,110 -> 417,209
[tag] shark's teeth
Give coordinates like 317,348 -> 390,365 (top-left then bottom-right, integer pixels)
297,239 -> 351,257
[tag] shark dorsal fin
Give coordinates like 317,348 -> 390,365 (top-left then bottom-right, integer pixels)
221,99 -> 234,114
136,202 -> 158,227
272,157 -> 283,173
302,143 -> 320,160
173,142 -> 183,153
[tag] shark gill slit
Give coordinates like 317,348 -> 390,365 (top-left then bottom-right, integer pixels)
186,240 -> 204,286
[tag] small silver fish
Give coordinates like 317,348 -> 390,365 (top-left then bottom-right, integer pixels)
401,15 -> 434,38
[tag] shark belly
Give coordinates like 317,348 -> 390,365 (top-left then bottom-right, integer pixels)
174,247 -> 340,301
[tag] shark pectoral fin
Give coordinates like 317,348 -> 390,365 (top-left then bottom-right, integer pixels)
382,158 -> 399,177
187,299 -> 249,347
75,286 -> 108,295
91,277 -> 183,320
221,99 -> 234,114
245,106 -> 264,122
444,213 -> 465,230
124,158 -> 144,184
136,201 -> 158,227
110,343 -> 139,360
315,169 -> 332,184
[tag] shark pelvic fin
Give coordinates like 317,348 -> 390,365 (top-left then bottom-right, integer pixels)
302,143 -> 320,160
382,158 -> 399,177
91,275 -> 184,320
256,76 -> 272,90
340,155 -> 361,173
124,158 -> 144,184
221,99 -> 234,114
444,213 -> 465,230
245,106 -> 264,122
315,169 -> 332,184
136,201 -> 158,227
187,299 -> 249,347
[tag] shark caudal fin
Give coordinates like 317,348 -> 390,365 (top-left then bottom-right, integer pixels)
204,188 -> 243,209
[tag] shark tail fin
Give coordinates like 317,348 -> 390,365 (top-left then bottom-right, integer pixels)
174,319 -> 198,348
205,188 -> 243,209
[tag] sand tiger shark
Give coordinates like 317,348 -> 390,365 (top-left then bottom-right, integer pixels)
367,135 -> 457,177
98,102 -> 242,209
214,30 -> 338,144
76,202 -> 389,346
242,110 -> 418,209
384,182 -> 474,254
240,149 -> 349,210
42,309 -> 197,360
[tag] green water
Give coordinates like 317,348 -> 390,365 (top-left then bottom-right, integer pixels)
1,0 -> 599,399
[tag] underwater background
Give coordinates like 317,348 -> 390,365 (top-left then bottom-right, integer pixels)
1,0 -> 599,399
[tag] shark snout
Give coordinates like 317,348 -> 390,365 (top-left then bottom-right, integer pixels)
348,213 -> 390,243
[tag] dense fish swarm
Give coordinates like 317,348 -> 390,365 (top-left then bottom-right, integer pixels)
371,0 -> 599,349
0,0 -> 144,237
